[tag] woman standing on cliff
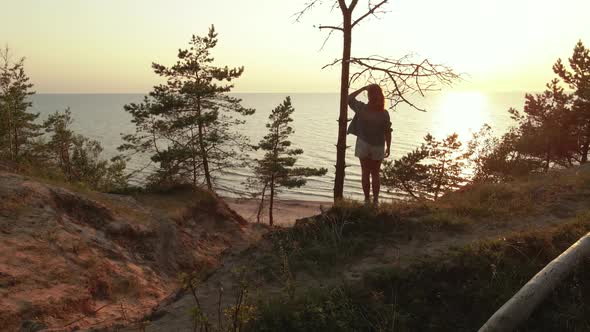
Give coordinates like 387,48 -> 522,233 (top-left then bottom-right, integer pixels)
347,84 -> 392,205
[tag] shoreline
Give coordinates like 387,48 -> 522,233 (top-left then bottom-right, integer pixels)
225,197 -> 332,226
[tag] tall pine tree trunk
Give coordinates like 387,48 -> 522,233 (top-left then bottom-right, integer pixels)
7,104 -> 14,162
60,141 -> 72,180
268,123 -> 282,226
12,116 -> 19,161
256,182 -> 268,223
582,131 -> 589,163
196,98 -> 213,190
269,175 -> 275,226
334,11 -> 352,202
190,127 -> 198,186
434,160 -> 445,201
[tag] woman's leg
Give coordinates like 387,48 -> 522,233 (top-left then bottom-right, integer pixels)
360,159 -> 371,202
370,159 -> 382,204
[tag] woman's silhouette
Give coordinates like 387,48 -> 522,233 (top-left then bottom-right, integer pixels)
347,84 -> 392,204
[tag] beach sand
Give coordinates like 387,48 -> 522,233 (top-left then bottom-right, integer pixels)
226,198 -> 332,226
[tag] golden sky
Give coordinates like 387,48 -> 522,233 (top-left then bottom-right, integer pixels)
2,0 -> 589,93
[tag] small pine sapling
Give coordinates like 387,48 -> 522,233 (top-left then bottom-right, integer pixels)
250,97 -> 327,225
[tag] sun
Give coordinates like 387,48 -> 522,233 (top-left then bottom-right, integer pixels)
432,91 -> 489,142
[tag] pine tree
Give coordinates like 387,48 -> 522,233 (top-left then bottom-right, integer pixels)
380,147 -> 430,200
120,25 -> 254,190
466,41 -> 589,181
43,108 -> 128,191
43,108 -> 76,179
509,79 -> 578,169
553,40 -> 590,163
0,47 -> 39,163
466,125 -> 541,183
381,133 -> 468,201
250,97 -> 327,225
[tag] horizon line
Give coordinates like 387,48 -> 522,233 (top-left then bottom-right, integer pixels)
34,91 -> 339,95
32,89 -> 537,95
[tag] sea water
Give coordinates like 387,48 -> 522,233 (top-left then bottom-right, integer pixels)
30,92 -> 524,201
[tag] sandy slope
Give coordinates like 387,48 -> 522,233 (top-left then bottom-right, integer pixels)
0,171 -> 266,331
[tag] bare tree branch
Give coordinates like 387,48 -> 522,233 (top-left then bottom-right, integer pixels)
294,0 -> 325,22
294,0 -> 341,53
318,25 -> 344,31
318,27 -> 341,51
330,1 -> 340,12
315,23 -> 344,51
352,0 -> 388,28
321,57 -> 344,69
294,0 -> 341,22
322,54 -> 461,112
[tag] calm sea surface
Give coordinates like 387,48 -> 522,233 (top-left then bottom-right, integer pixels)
30,92 -> 524,201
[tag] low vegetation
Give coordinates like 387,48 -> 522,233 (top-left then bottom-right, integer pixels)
256,164 -> 590,282
0,48 -> 128,193
244,165 -> 590,331
249,212 -> 590,331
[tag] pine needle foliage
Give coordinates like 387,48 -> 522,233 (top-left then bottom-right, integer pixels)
0,47 -> 40,162
42,108 -> 128,191
553,40 -> 590,163
120,25 -> 255,191
382,133 -> 468,201
250,97 -> 327,225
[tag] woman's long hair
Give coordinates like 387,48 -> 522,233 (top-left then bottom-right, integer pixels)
367,85 -> 385,112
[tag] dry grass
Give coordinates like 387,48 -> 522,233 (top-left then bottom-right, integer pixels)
250,205 -> 590,332
414,164 -> 590,227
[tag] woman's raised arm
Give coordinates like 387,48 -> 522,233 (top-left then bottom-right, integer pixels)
348,84 -> 376,112
348,85 -> 368,103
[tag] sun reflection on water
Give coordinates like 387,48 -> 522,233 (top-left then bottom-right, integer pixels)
432,91 -> 490,142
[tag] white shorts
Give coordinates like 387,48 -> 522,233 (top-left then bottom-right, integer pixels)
354,137 -> 384,160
